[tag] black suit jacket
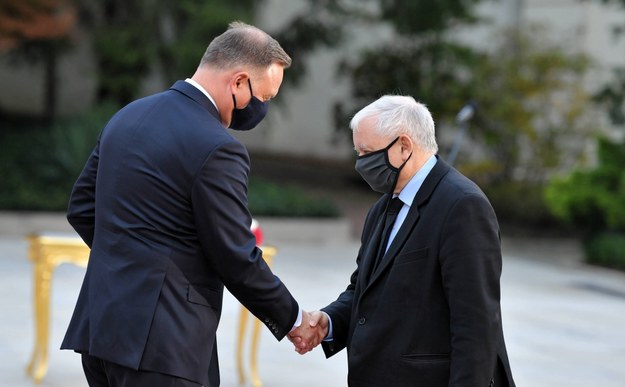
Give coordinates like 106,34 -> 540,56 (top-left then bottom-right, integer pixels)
61,81 -> 298,386
322,158 -> 515,387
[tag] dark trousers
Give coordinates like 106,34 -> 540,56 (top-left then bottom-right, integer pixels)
81,353 -> 203,387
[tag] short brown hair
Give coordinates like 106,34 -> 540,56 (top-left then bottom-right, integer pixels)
200,21 -> 291,70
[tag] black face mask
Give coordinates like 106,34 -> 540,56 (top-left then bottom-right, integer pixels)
229,79 -> 269,131
355,137 -> 412,194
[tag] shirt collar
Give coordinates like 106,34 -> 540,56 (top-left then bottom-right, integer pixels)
185,78 -> 219,112
396,155 -> 437,207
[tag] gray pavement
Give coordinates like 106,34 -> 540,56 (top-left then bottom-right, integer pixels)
1,212 -> 625,386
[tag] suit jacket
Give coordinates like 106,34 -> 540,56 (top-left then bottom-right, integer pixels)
61,81 -> 298,386
322,158 -> 515,387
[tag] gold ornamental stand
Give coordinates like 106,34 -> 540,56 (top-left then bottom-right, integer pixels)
25,233 -> 90,384
236,246 -> 276,387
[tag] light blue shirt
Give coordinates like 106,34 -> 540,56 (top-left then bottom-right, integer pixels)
385,155 -> 438,252
324,154 -> 437,341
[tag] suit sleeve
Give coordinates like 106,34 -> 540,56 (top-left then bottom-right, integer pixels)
439,193 -> 502,386
191,139 -> 298,340
321,201 -> 381,358
67,136 -> 100,247
320,258 -> 357,357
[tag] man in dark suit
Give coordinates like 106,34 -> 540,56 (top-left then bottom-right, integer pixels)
292,95 -> 516,386
62,21 -> 315,387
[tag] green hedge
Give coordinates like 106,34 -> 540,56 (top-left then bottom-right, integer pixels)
0,105 -> 114,210
545,136 -> 625,270
545,137 -> 625,232
584,233 -> 625,270
248,177 -> 339,218
483,181 -> 560,230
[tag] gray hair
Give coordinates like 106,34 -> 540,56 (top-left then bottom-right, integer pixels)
350,95 -> 438,154
200,21 -> 292,70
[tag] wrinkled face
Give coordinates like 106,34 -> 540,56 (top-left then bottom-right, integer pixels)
353,116 -> 404,168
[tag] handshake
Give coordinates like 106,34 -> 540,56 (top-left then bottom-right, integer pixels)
287,310 -> 329,355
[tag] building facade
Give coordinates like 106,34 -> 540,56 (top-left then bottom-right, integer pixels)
0,0 -> 623,161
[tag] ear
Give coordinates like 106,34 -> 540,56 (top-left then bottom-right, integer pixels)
399,134 -> 413,157
229,71 -> 250,93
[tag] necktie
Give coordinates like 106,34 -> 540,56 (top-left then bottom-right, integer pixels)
373,197 -> 403,271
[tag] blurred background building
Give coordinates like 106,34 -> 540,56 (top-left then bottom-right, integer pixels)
1,0 -> 623,161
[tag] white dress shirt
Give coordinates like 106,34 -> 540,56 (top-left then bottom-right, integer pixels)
184,78 -> 219,112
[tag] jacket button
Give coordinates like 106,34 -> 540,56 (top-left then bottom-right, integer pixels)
358,317 -> 366,325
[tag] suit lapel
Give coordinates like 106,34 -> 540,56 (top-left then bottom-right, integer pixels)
359,205 -> 388,285
370,203 -> 420,282
169,80 -> 220,121
365,157 -> 451,287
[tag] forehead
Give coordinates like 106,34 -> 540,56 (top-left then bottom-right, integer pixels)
256,63 -> 284,97
353,116 -> 388,151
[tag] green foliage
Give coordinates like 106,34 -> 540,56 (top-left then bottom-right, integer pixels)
0,121 -> 62,210
336,40 -> 479,124
379,0 -> 481,35
273,0 -> 354,89
154,0 -> 258,81
46,102 -> 118,181
467,25 -> 597,183
78,0 -> 259,105
484,181 -> 559,228
248,177 -> 340,218
583,232 -> 625,270
93,26 -> 153,104
333,0 -> 484,133
0,103 -> 116,210
545,136 -> 625,269
591,0 -> 625,131
79,0 -> 354,105
594,67 -> 625,127
334,6 -> 597,184
545,137 -> 625,233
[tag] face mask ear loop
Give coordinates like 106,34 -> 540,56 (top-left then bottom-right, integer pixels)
232,78 -> 253,110
247,78 -> 254,98
231,93 -> 238,125
388,150 -> 413,194
383,137 -> 401,172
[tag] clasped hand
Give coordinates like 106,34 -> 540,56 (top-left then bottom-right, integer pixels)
287,310 -> 328,355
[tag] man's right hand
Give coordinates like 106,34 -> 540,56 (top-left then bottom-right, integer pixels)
287,310 -> 329,355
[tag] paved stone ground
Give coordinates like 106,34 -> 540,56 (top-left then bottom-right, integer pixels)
1,212 -> 625,387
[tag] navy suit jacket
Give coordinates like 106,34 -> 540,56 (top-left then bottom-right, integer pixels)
321,158 -> 515,387
61,81 -> 298,386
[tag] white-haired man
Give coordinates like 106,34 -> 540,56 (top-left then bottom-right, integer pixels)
291,95 -> 516,387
